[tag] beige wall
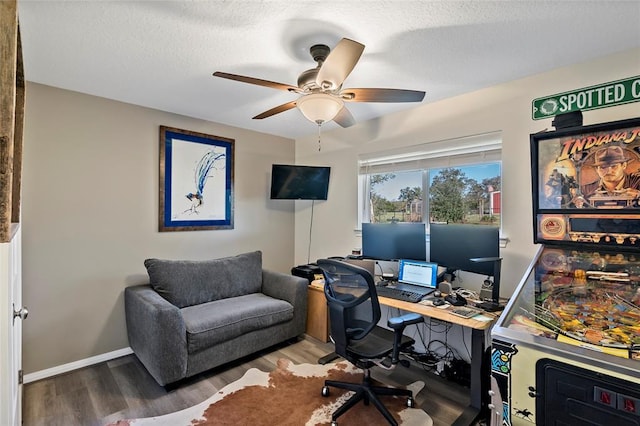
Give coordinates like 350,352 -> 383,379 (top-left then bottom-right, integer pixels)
21,83 -> 296,374
294,48 -> 640,296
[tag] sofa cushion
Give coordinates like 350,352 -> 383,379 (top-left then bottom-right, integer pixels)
144,251 -> 263,308
181,293 -> 294,353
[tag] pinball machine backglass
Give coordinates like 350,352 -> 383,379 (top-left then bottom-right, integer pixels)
491,117 -> 640,426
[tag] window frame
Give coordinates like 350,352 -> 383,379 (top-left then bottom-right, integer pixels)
357,132 -> 503,232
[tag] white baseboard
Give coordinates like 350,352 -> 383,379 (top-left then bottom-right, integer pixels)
24,347 -> 133,384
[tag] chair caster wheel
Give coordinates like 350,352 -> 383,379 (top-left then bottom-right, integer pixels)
407,396 -> 415,408
322,386 -> 330,397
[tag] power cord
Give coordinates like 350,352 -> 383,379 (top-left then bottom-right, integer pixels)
382,300 -> 471,384
375,261 -> 385,277
455,288 -> 478,300
306,200 -> 315,264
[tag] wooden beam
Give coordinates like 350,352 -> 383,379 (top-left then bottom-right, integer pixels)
12,27 -> 24,224
0,0 -> 18,242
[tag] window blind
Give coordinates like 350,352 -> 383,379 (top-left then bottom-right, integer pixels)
358,131 -> 502,174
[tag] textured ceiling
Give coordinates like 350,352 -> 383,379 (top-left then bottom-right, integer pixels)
17,1 -> 640,139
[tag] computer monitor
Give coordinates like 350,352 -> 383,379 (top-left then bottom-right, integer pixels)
397,259 -> 438,290
429,223 -> 499,276
430,223 -> 503,308
361,222 -> 426,261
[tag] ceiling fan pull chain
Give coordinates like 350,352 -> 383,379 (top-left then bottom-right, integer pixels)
317,122 -> 322,151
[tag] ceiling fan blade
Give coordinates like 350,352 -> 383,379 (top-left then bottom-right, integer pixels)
213,71 -> 301,93
333,106 -> 356,128
252,100 -> 298,119
341,88 -> 425,103
316,38 -> 365,90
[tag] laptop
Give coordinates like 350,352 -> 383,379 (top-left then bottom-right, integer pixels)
393,259 -> 439,296
341,258 -> 377,279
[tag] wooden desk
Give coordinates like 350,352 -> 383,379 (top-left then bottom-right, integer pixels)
378,296 -> 499,426
379,295 -> 497,331
306,282 -> 329,342
315,283 -> 499,426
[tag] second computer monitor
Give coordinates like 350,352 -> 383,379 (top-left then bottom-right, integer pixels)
429,223 -> 499,276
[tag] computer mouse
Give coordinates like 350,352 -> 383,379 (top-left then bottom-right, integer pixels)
433,298 -> 445,306
433,290 -> 442,298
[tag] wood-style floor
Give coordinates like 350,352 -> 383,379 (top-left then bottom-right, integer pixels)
23,335 -> 472,426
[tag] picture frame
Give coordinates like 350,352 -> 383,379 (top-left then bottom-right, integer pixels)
530,117 -> 640,248
159,126 -> 234,232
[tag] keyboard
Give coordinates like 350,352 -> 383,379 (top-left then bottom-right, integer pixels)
376,286 -> 426,303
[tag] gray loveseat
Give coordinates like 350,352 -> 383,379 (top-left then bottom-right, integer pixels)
125,251 -> 308,386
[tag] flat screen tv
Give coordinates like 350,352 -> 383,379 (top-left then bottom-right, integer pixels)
270,164 -> 331,200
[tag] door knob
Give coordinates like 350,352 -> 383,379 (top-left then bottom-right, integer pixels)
13,304 -> 28,322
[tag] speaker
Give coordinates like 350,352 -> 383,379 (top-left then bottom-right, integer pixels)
552,111 -> 583,129
480,279 -> 493,301
438,281 -> 452,295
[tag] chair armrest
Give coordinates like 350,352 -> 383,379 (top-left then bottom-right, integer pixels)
387,312 -> 423,330
262,269 -> 308,329
124,285 -> 187,386
387,313 -> 424,364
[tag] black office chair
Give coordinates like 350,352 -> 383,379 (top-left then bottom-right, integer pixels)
316,258 -> 424,426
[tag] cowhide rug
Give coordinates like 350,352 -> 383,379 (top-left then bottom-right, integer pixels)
108,358 -> 432,426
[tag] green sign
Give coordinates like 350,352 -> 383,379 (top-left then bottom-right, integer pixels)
532,76 -> 640,120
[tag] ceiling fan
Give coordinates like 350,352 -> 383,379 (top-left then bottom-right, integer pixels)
213,38 -> 426,128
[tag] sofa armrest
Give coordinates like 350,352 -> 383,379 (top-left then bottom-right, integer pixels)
262,269 -> 307,303
262,269 -> 308,329
124,284 -> 188,386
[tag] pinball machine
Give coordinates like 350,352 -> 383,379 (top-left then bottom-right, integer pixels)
490,117 -> 640,426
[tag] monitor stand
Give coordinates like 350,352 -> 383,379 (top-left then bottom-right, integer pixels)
470,257 -> 503,312
476,301 -> 504,312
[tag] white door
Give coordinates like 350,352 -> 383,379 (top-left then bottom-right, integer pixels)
1,224 -> 25,426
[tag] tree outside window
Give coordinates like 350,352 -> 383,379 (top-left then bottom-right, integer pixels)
365,163 -> 501,226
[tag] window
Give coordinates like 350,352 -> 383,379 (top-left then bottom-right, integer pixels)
358,133 -> 502,229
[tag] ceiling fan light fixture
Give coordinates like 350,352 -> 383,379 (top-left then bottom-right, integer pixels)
296,93 -> 344,125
